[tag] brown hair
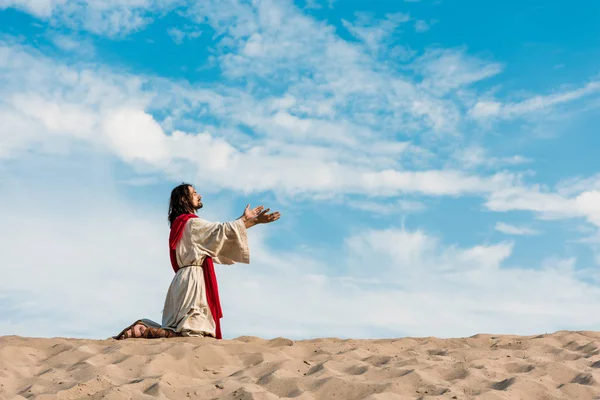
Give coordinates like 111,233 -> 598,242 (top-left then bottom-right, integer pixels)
168,183 -> 196,227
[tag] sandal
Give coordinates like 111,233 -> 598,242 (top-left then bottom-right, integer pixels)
114,320 -> 182,340
142,327 -> 182,339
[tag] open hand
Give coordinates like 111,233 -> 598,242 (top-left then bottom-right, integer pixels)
243,204 -> 264,221
255,208 -> 281,224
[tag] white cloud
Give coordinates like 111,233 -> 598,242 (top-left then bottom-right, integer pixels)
346,228 -> 514,279
1,0 -> 180,36
342,12 -> 410,52
575,191 -> 600,228
185,0 -> 492,135
414,19 -> 430,32
2,38 -> 598,235
360,169 -> 514,197
453,145 -> 531,170
486,186 -> 600,229
470,81 -> 600,120
102,108 -> 170,164
167,26 -> 202,44
388,44 -> 416,61
487,188 -> 571,216
576,231 -> 600,267
0,161 -> 171,338
303,0 -> 322,9
555,173 -> 600,197
48,33 -> 95,56
414,48 -> 503,95
0,0 -> 65,17
0,42 -> 520,200
0,43 -> 147,158
504,81 -> 600,115
349,199 -> 426,215
468,100 -> 501,118
2,0 -> 599,240
495,222 -> 540,236
221,227 -> 600,339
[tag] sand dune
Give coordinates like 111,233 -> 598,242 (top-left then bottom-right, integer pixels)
2,330 -> 600,399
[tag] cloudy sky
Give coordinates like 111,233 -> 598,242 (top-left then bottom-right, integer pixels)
1,0 -> 600,340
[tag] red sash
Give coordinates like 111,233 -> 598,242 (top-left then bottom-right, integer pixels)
169,214 -> 223,339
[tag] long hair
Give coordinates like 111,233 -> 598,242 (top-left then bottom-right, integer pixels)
168,183 -> 196,227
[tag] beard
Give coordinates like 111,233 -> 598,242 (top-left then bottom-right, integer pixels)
195,202 -> 203,210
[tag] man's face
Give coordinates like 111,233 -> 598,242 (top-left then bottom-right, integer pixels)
189,186 -> 203,210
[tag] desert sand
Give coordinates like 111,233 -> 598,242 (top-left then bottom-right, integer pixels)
2,330 -> 600,399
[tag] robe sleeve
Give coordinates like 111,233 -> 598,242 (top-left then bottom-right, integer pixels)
189,217 -> 250,265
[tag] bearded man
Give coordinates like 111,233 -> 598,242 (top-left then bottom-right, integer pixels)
116,183 -> 280,339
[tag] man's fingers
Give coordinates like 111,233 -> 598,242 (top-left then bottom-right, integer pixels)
269,211 -> 281,221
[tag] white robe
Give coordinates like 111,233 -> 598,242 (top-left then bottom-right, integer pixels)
161,217 -> 249,337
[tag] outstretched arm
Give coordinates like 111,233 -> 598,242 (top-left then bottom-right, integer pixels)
186,205 -> 280,265
189,218 -> 250,264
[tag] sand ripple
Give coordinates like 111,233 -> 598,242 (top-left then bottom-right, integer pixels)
2,331 -> 600,399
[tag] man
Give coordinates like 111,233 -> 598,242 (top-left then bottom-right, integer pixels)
115,183 -> 280,339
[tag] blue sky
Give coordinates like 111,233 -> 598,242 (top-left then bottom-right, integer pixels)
1,0 -> 600,340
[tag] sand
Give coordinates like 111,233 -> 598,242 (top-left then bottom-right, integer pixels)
2,331 -> 600,399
